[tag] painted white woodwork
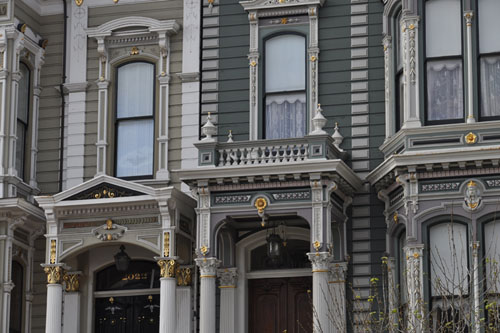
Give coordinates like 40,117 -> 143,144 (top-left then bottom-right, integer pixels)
464,12 -> 475,124
401,15 -> 421,129
87,17 -> 180,178
45,283 -> 63,333
383,35 -> 393,139
62,291 -> 81,333
308,252 -> 332,333
218,141 -> 310,166
195,257 -> 220,333
471,242 -> 480,333
217,268 -> 238,333
176,287 -> 192,333
404,244 -> 424,333
159,277 -> 176,333
63,0 -> 88,189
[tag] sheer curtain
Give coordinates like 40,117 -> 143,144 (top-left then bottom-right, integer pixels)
427,60 -> 464,121
484,221 -> 500,293
116,62 -> 155,177
265,34 -> 306,139
429,223 -> 468,296
479,0 -> 500,118
425,0 -> 463,122
265,93 -> 306,139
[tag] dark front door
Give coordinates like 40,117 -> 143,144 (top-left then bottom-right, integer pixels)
249,277 -> 313,333
95,295 -> 160,333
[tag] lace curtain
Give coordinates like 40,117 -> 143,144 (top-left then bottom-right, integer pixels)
480,56 -> 500,117
265,93 -> 306,139
16,63 -> 30,178
426,60 -> 464,121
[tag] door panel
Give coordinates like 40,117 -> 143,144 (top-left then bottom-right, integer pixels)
249,277 -> 312,333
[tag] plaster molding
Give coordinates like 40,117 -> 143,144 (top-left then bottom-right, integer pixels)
240,0 -> 324,12
87,17 -> 180,38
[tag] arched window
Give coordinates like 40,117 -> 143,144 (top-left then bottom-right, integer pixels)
478,0 -> 500,119
429,222 -> 468,297
16,63 -> 30,181
425,0 -> 464,123
264,34 -> 306,139
115,62 -> 155,178
10,261 -> 24,333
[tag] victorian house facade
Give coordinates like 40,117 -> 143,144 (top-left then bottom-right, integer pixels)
0,0 -> 499,332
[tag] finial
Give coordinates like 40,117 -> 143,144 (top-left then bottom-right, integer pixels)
309,103 -> 327,135
227,130 -> 233,143
201,113 -> 216,142
332,122 -> 344,151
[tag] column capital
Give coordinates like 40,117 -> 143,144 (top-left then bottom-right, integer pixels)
195,257 -> 220,277
176,266 -> 193,286
307,252 -> 333,272
2,282 -> 15,293
42,264 -> 65,284
157,258 -> 178,278
63,271 -> 82,292
328,262 -> 347,283
217,267 -> 238,288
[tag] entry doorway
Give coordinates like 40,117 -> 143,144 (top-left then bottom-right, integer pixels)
248,277 -> 313,333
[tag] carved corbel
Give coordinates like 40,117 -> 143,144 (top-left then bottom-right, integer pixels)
396,172 -> 419,215
96,37 -> 108,81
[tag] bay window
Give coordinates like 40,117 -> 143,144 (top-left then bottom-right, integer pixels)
478,0 -> 500,119
264,34 -> 306,139
425,0 -> 464,123
16,63 -> 30,181
115,62 -> 155,179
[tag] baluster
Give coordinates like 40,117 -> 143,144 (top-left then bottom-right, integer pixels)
241,148 -> 248,165
304,143 -> 309,160
218,149 -> 224,166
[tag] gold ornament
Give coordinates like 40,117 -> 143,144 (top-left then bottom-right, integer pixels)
313,240 -> 321,251
465,132 -> 477,144
75,0 -> 83,6
64,273 -> 80,292
44,266 -> 64,284
50,240 -> 56,264
254,197 -> 267,214
200,245 -> 208,256
163,232 -> 170,257
130,47 -> 140,55
176,267 -> 192,286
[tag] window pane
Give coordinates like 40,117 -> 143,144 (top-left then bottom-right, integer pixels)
18,63 -> 30,124
427,59 -> 464,121
265,35 -> 306,93
265,93 -> 306,139
117,62 -> 154,118
9,261 -> 23,333
485,221 -> 500,293
429,223 -> 468,296
479,0 -> 500,53
480,55 -> 500,117
15,121 -> 25,179
116,119 -> 154,177
425,0 -> 461,57
396,11 -> 403,70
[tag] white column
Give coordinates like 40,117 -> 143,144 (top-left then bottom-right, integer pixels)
62,272 -> 81,333
157,259 -> 177,333
471,242 -> 480,333
195,257 -> 220,333
43,265 -> 64,333
386,257 -> 399,333
464,12 -> 475,124
217,268 -> 238,333
176,266 -> 193,333
308,252 -> 332,333
404,244 -> 424,333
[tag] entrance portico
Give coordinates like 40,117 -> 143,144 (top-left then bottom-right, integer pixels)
180,153 -> 361,332
35,175 -> 196,333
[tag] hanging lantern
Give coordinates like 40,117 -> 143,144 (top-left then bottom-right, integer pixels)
114,245 -> 131,272
267,233 -> 282,260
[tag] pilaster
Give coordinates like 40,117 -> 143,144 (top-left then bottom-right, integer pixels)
401,15 -> 421,129
404,244 -> 424,333
328,262 -> 347,332
464,11 -> 475,124
383,35 -> 393,139
217,267 -> 238,333
62,272 -> 82,333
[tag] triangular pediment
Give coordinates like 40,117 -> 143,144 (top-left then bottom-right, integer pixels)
36,175 -> 159,206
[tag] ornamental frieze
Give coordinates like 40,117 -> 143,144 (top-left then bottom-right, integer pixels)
66,182 -> 145,200
420,182 -> 461,193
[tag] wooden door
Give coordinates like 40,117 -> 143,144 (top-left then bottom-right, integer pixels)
249,277 -> 312,333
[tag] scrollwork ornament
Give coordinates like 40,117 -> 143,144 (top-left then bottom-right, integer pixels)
64,273 -> 81,292
176,267 -> 192,286
157,259 -> 178,278
44,266 -> 64,284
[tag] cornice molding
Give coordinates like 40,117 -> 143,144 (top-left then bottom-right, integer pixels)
87,16 -> 180,38
240,0 -> 324,12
